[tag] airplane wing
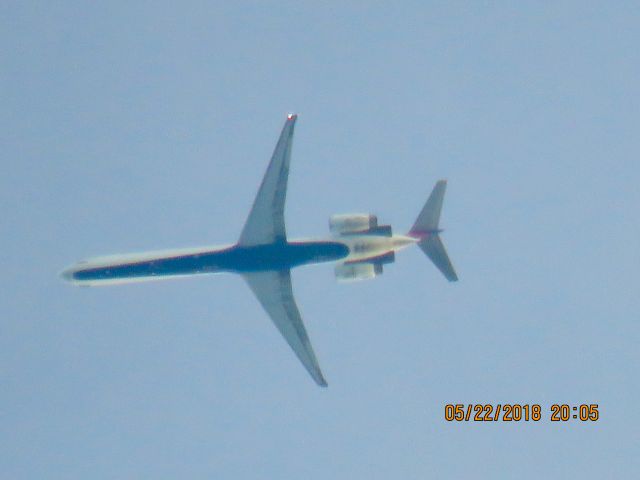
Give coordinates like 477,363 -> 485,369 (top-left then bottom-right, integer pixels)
238,114 -> 297,246
243,269 -> 328,386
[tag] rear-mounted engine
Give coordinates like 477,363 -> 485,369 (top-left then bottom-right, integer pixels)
329,213 -> 392,237
334,251 -> 395,282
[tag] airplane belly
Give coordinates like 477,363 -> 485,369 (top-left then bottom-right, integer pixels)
60,241 -> 349,286
61,244 -> 233,286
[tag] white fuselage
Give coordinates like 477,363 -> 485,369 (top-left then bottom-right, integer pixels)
61,233 -> 419,287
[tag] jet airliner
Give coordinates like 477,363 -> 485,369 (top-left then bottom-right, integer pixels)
61,114 -> 458,386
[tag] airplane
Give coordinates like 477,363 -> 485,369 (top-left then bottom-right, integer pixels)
61,114 -> 458,387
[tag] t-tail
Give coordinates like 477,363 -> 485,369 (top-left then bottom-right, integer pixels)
408,180 -> 458,282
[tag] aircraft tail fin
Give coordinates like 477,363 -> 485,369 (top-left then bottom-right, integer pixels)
409,180 -> 458,282
416,234 -> 458,282
410,179 -> 447,234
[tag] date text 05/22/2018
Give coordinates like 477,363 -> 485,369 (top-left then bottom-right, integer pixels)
444,404 -> 599,422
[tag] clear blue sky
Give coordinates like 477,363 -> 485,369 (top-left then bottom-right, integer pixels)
2,2 -> 639,478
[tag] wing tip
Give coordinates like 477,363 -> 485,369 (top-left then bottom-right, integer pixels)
286,113 -> 298,121
312,363 -> 328,387
313,369 -> 328,387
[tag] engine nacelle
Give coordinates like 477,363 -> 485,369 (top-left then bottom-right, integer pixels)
334,252 -> 394,282
334,262 -> 382,282
329,213 -> 377,235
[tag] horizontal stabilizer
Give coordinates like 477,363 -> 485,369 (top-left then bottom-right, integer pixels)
410,180 -> 458,281
410,180 -> 446,235
418,235 -> 458,282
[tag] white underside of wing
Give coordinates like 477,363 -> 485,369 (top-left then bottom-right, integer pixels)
243,269 -> 328,386
238,115 -> 297,246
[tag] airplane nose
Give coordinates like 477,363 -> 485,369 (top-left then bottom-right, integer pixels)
60,268 -> 75,282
